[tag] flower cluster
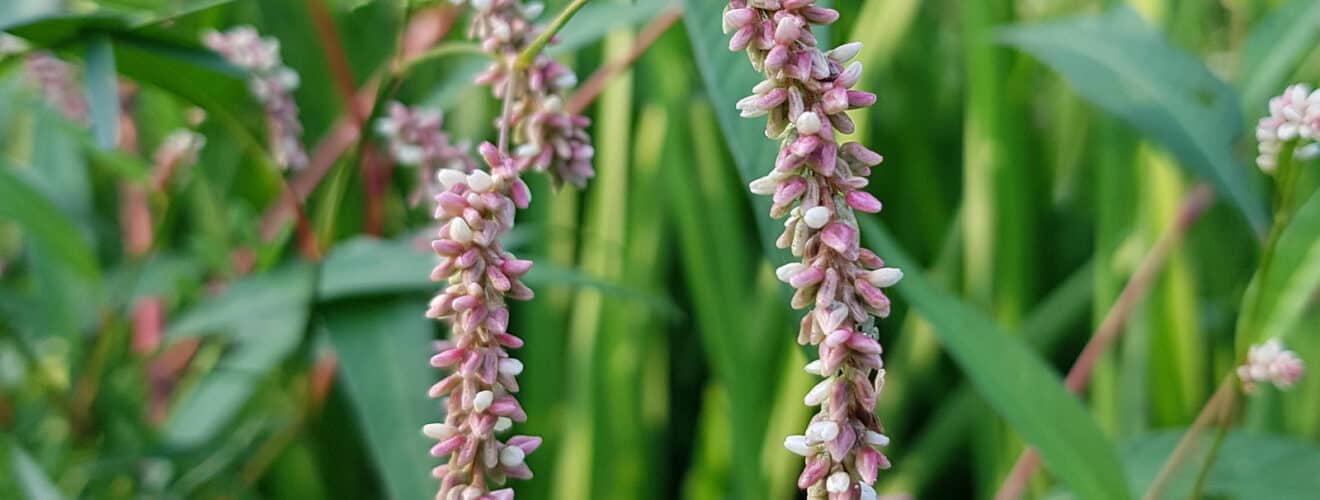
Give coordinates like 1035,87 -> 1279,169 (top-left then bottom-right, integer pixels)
24,52 -> 88,123
1238,338 -> 1305,393
424,142 -> 542,500
376,101 -> 477,198
1256,84 -> 1320,173
460,0 -> 595,188
203,26 -> 308,170
725,1 -> 896,498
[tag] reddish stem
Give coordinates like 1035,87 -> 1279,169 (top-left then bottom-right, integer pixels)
565,8 -> 682,115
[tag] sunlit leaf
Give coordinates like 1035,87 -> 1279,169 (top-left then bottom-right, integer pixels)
999,6 -> 1269,234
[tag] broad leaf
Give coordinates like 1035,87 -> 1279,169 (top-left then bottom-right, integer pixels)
1122,430 -> 1320,499
999,6 -> 1269,234
323,298 -> 436,500
163,262 -> 316,446
1238,0 -> 1320,111
0,163 -> 99,280
83,35 -> 119,149
683,4 -> 1130,499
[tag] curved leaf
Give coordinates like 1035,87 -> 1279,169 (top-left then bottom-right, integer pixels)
682,4 -> 1130,499
1239,0 -> 1320,111
1122,430 -> 1320,499
0,164 -> 99,280
999,6 -> 1269,234
323,298 -> 436,500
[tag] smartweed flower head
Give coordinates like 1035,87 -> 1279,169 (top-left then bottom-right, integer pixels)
1256,84 -> 1320,173
377,101 -> 477,199
203,26 -> 308,170
459,0 -> 594,188
424,142 -> 541,499
727,1 -> 896,497
24,52 -> 88,123
1238,338 -> 1305,393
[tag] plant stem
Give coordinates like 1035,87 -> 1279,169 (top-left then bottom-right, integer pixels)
1187,425 -> 1229,498
566,8 -> 682,114
1143,374 -> 1238,500
514,0 -> 591,71
993,184 -> 1216,500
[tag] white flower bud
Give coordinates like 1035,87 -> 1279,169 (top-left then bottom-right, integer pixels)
749,175 -> 778,195
494,416 -> 513,432
827,42 -> 863,62
795,111 -> 823,135
826,471 -> 851,493
499,358 -> 524,376
860,482 -> 878,500
422,423 -> 455,440
499,445 -> 526,466
864,430 -> 890,447
784,435 -> 813,456
804,378 -> 832,406
468,170 -> 494,192
437,168 -> 467,189
806,420 -> 839,442
866,267 -> 904,288
473,390 -> 494,412
776,262 -> 806,283
803,359 -> 823,375
449,218 -> 474,244
803,206 -> 831,229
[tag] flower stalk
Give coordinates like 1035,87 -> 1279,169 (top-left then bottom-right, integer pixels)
724,1 -> 896,498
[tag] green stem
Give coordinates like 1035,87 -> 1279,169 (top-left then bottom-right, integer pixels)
1142,374 -> 1238,500
514,0 -> 591,71
1187,425 -> 1229,499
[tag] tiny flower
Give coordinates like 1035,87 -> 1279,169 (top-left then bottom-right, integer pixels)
499,445 -> 526,466
785,435 -> 814,456
1255,83 -> 1320,173
805,420 -> 840,442
1238,338 -> 1305,392
803,206 -> 832,229
203,26 -> 307,170
866,268 -> 903,288
826,471 -> 852,493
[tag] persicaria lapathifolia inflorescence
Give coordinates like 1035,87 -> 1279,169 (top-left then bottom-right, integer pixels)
1255,83 -> 1320,173
460,0 -> 595,188
424,142 -> 542,500
203,26 -> 308,170
725,2 -> 897,499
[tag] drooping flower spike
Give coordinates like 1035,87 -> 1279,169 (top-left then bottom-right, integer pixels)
203,26 -> 308,170
726,1 -> 896,498
1255,83 -> 1320,173
424,142 -> 541,500
458,0 -> 595,188
1238,338 -> 1305,394
376,101 -> 477,199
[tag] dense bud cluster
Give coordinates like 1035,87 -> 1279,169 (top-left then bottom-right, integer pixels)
726,1 -> 895,498
1238,338 -> 1305,393
1256,84 -> 1320,173
203,26 -> 308,170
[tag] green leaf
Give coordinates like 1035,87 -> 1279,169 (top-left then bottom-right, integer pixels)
164,262 -> 316,446
999,6 -> 1269,234
0,163 -> 99,280
322,298 -> 436,500
683,4 -> 1129,498
1122,430 -> 1320,499
1237,190 -> 1320,345
862,221 -> 1130,500
1238,0 -> 1320,111
8,442 -> 64,500
553,0 -> 672,51
83,35 -> 120,149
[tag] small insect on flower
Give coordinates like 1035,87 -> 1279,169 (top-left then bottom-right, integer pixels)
1238,338 -> 1305,393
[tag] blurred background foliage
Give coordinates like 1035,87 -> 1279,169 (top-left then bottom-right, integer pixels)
1,0 -> 1319,499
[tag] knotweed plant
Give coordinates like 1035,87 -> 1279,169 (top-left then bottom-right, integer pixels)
724,2 -> 896,498
377,101 -> 477,201
203,26 -> 308,170
414,1 -> 594,498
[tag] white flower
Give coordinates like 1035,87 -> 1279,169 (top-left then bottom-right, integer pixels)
473,390 -> 494,412
804,378 -> 832,406
795,111 -> 823,136
826,471 -> 851,493
422,423 -> 455,440
449,218 -> 475,244
805,421 -> 840,443
784,435 -> 813,456
803,206 -> 831,229
499,445 -> 525,466
866,268 -> 904,288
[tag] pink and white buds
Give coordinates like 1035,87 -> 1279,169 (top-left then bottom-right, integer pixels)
1238,338 -> 1305,393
